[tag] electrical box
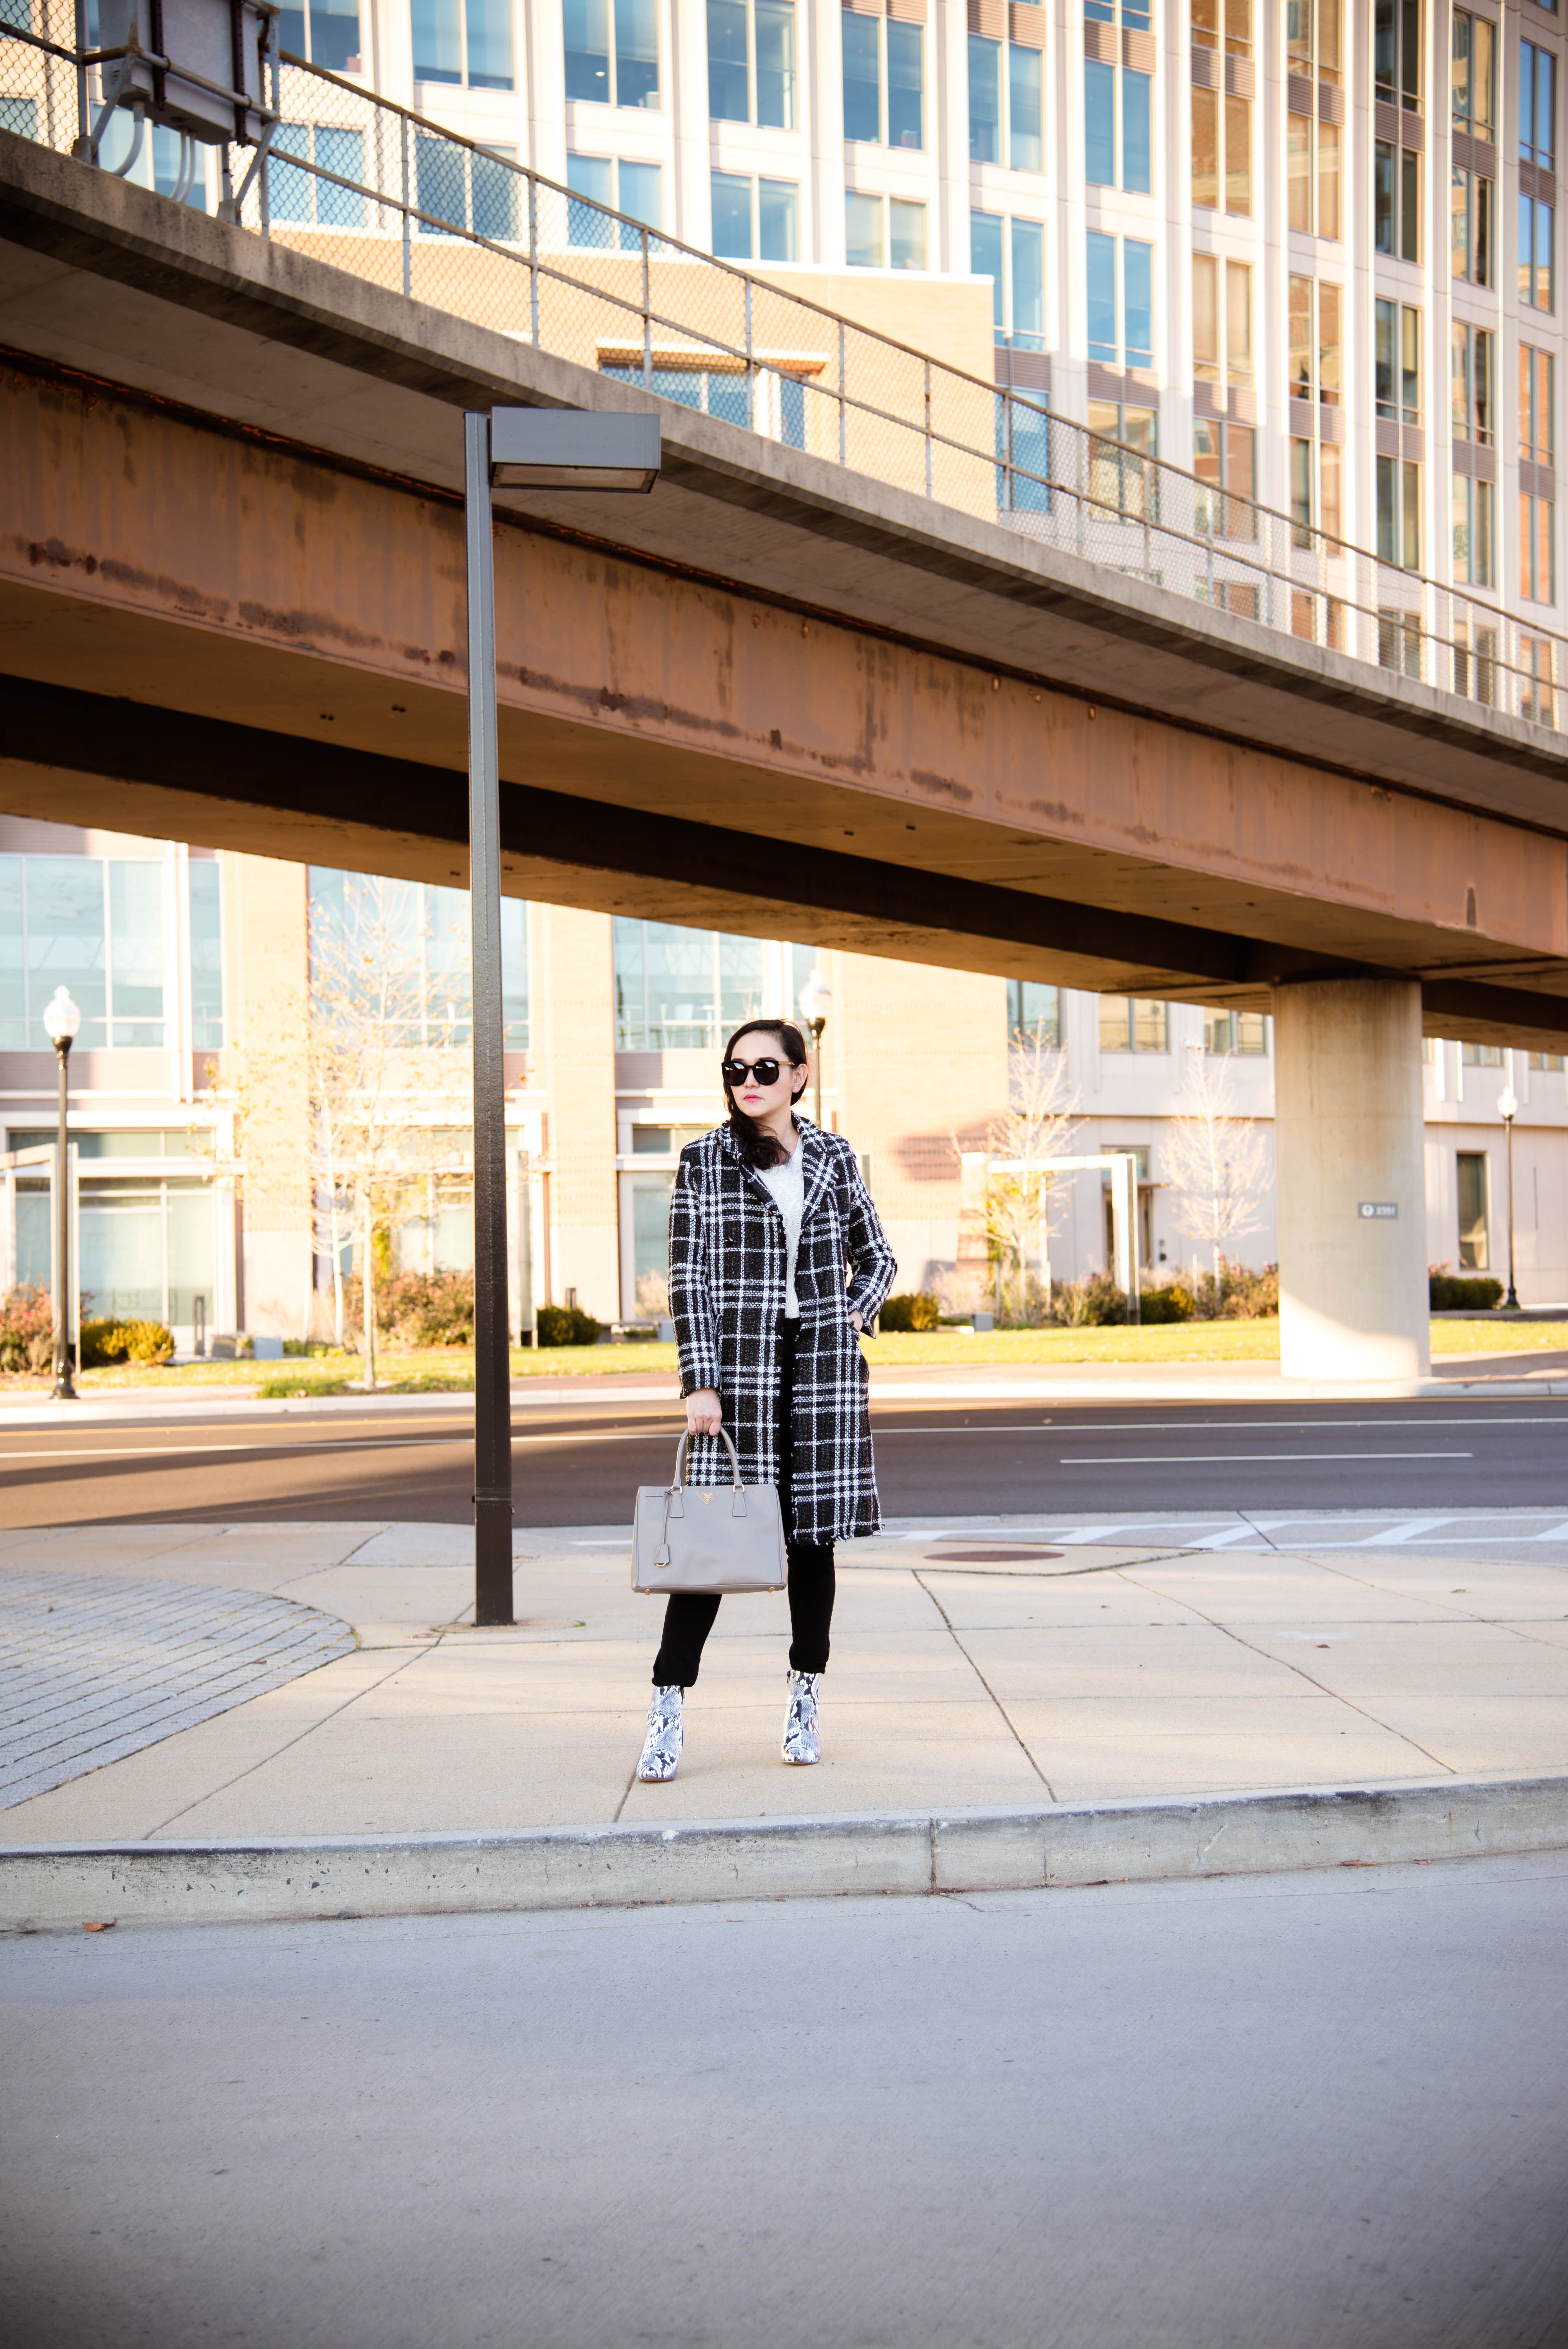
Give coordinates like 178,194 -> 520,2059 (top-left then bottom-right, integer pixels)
96,0 -> 276,144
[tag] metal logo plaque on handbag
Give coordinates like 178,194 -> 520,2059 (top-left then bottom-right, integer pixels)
632,1428 -> 788,1595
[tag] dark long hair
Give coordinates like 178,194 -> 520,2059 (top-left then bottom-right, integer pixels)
721,1019 -> 811,1169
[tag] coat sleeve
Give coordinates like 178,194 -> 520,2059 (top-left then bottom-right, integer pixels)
668,1147 -> 721,1397
840,1149 -> 898,1327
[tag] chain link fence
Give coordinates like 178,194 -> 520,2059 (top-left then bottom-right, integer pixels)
4,0 -> 1564,733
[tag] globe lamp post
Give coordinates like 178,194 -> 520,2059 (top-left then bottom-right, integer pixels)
1497,1083 -> 1520,1310
798,965 -> 832,1130
42,986 -> 81,1400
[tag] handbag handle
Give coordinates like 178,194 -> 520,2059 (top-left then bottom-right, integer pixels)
654,1425 -> 748,1563
671,1424 -> 743,1490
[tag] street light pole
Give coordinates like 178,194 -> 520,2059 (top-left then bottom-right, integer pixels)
465,411 -> 513,1628
798,965 -> 832,1129
1498,1083 -> 1520,1310
42,986 -> 81,1401
464,406 -> 660,1630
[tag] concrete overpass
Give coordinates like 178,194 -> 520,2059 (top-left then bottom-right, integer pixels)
4,124 -> 1568,1379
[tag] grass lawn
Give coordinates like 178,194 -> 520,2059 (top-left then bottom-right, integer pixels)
2,1316 -> 1564,1398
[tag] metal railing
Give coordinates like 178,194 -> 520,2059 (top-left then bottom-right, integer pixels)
4,0 -> 1565,736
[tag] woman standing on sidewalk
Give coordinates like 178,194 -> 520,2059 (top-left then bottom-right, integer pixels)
636,1018 -> 897,1782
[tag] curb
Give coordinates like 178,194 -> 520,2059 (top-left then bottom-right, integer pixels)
5,1772 -> 1568,1931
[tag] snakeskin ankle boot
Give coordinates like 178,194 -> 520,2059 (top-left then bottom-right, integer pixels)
636,1684 -> 684,1782
781,1670 -> 822,1765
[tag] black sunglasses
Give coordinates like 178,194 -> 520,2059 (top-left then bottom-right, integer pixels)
721,1056 -> 797,1087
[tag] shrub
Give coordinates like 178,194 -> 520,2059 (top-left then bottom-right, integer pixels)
1181,1262 -> 1280,1320
535,1302 -> 602,1347
879,1290 -> 942,1332
0,1283 -> 55,1374
1429,1267 -> 1505,1310
381,1270 -> 475,1347
1137,1281 -> 1196,1324
1050,1273 -> 1128,1326
79,1318 -> 175,1367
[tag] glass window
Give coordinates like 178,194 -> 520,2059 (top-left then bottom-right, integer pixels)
566,150 -> 613,247
1007,979 -> 1060,1047
1099,997 -> 1169,1052
1522,492 -> 1556,602
707,0 -> 749,121
564,0 -> 610,99
1087,230 -> 1117,363
618,158 -> 662,234
843,12 -> 881,141
1010,43 -> 1042,172
1375,299 -> 1422,425
709,0 -> 795,128
1204,1009 -> 1269,1053
1520,194 -> 1556,314
1452,12 -> 1495,135
1452,472 -> 1493,586
887,20 -> 922,148
969,35 -> 1002,162
1522,344 -> 1555,462
712,168 -> 752,258
614,0 -> 659,107
1522,39 -> 1556,167
1374,0 -> 1421,109
1085,57 -> 1115,184
972,208 -> 1005,333
889,198 -> 926,271
0,855 -> 187,1051
613,921 -> 768,1049
759,177 -> 798,261
1087,55 -> 1149,192
1011,217 -> 1044,346
564,0 -> 657,106
1123,238 -> 1153,365
414,0 -> 511,89
755,0 -> 795,127
1451,323 -> 1492,442
845,189 -> 884,268
284,0 -> 361,70
1456,1149 -> 1489,1269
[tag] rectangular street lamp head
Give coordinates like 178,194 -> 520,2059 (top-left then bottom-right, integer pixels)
488,408 -> 661,492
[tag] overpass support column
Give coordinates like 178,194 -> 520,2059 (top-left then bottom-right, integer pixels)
1272,978 -> 1430,1383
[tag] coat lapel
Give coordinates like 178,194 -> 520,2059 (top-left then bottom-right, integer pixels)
796,1117 -> 836,1226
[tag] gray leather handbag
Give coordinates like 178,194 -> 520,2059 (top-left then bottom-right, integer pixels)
632,1428 -> 788,1595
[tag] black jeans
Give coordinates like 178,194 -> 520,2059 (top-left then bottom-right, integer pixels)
652,1319 -> 835,1688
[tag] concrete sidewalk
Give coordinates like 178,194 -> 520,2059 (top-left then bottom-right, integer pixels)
4,1513 -> 1568,1857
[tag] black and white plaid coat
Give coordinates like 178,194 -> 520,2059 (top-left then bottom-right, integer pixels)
668,1117 -> 898,1543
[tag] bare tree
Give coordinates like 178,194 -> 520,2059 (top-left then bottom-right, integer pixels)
307,881 -> 474,1387
978,1046 -> 1082,1319
1166,1046 -> 1269,1291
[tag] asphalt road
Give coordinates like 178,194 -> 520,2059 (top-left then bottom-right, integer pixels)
4,1855 -> 1567,2349
1,1396 -> 1567,1526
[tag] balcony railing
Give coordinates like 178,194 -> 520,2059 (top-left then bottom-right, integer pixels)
3,0 -> 1564,734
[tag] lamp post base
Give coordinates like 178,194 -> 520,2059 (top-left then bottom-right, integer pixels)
474,1496 -> 515,1627
51,1366 -> 78,1401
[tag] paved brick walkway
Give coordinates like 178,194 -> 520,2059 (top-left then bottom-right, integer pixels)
0,1572 -> 356,1809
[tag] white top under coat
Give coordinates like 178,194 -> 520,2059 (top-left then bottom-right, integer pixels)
757,1140 -> 805,1319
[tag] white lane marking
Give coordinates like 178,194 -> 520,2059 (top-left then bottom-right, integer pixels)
979,1416 -> 1568,1431
0,1425 -> 679,1466
1058,1451 -> 1473,1465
